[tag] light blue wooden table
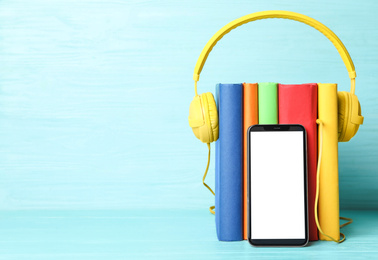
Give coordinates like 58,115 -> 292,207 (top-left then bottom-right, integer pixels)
0,0 -> 377,258
0,210 -> 377,259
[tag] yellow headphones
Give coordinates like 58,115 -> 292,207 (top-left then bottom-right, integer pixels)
189,10 -> 364,242
188,10 -> 364,144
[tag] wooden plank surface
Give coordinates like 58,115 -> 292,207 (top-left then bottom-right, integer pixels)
0,0 -> 377,212
0,209 -> 376,259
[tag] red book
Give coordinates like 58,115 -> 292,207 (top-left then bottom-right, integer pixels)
278,83 -> 318,241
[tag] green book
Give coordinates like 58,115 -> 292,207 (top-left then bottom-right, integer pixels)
258,82 -> 278,124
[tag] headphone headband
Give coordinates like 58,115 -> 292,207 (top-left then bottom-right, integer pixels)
193,10 -> 356,95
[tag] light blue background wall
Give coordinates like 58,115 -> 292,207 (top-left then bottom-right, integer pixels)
0,0 -> 377,211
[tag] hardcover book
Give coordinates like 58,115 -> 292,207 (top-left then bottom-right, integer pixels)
278,83 -> 319,241
215,83 -> 243,241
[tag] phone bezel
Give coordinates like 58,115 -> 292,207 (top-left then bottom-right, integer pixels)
247,124 -> 309,247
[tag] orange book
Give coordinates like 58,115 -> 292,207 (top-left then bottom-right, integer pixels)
242,83 -> 258,240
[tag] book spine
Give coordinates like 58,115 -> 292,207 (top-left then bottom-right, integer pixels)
258,82 -> 278,124
242,83 -> 258,240
215,84 -> 220,240
215,83 -> 243,241
278,83 -> 319,241
318,83 -> 340,241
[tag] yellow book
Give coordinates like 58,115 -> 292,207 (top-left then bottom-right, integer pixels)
318,83 -> 340,241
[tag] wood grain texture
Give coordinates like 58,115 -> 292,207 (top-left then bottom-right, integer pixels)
0,209 -> 376,259
0,0 -> 377,211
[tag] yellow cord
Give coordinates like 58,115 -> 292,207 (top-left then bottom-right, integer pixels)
201,120 -> 353,233
340,217 -> 353,228
195,81 -> 212,214
203,143 -> 215,214
315,119 -> 352,243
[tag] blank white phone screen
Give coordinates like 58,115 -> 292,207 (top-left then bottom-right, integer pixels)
250,131 -> 305,239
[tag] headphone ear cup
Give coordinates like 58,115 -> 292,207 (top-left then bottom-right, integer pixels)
188,93 -> 218,143
337,91 -> 362,142
204,92 -> 219,142
353,100 -> 362,135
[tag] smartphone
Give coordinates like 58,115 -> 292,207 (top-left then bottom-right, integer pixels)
247,124 -> 308,246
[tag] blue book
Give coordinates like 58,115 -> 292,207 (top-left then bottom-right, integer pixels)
215,83 -> 243,241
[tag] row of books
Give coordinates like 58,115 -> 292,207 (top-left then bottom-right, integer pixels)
215,82 -> 340,241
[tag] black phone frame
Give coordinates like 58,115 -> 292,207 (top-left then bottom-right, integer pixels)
247,124 -> 309,247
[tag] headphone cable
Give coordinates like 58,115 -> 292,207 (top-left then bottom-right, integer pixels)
203,121 -> 353,238
202,143 -> 215,214
315,119 -> 353,243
